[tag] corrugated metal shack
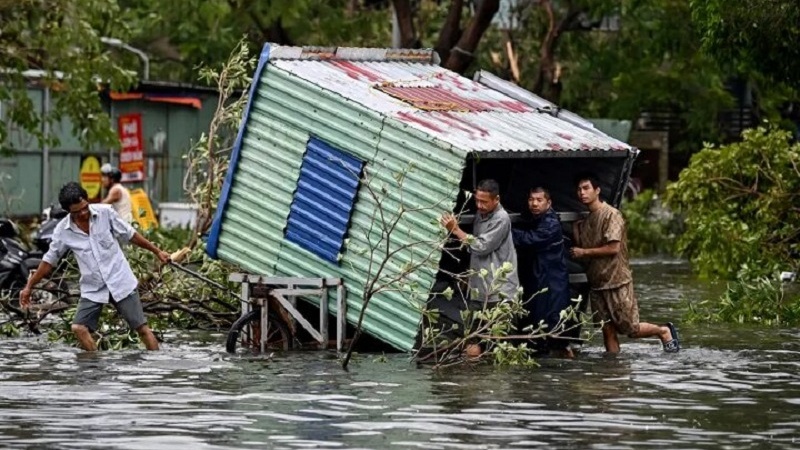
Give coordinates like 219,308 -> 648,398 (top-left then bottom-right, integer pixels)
207,44 -> 637,352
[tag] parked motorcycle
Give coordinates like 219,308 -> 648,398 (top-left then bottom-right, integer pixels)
0,218 -> 45,306
30,203 -> 68,256
0,210 -> 78,334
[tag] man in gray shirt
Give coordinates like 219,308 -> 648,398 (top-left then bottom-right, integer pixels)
440,179 -> 520,305
20,182 -> 170,351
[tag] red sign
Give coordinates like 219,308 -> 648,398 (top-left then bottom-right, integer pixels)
118,113 -> 145,182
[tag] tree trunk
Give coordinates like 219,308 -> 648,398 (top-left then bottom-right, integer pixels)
264,18 -> 293,45
392,0 -> 418,48
533,0 -> 558,101
346,0 -> 359,18
502,30 -> 520,83
532,0 -> 581,103
435,0 -> 465,63
443,0 -> 500,74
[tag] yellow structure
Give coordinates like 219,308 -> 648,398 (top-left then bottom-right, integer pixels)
79,156 -> 102,199
129,188 -> 158,230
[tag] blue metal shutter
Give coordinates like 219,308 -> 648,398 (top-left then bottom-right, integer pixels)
285,138 -> 364,263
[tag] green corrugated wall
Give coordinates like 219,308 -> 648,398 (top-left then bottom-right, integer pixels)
215,64 -> 467,351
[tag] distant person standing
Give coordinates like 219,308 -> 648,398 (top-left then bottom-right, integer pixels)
570,173 -> 680,354
101,164 -> 133,223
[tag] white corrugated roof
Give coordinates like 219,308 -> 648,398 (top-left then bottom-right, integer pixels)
267,45 -> 633,155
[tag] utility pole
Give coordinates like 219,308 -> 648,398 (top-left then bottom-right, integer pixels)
100,37 -> 150,81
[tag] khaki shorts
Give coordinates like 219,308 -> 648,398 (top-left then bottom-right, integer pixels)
73,291 -> 147,332
590,283 -> 640,336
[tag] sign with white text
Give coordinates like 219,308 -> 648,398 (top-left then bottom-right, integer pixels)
118,113 -> 145,182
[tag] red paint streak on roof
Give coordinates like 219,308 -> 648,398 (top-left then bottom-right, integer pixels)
433,113 -> 482,138
556,132 -> 573,140
381,86 -> 486,111
378,86 -> 530,113
329,60 -> 383,82
438,112 -> 490,137
547,143 -> 563,150
441,72 -> 471,91
397,111 -> 444,133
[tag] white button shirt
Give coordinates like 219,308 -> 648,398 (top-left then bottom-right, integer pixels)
43,204 -> 137,303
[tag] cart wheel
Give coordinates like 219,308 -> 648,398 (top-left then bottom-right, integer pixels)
225,308 -> 293,354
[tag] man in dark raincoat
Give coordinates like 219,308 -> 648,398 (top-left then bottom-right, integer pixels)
512,187 -> 573,355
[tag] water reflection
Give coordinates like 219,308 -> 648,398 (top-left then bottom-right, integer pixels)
0,261 -> 798,449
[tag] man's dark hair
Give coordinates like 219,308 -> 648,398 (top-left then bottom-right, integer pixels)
476,179 -> 500,197
575,172 -> 601,190
529,186 -> 551,200
58,182 -> 88,211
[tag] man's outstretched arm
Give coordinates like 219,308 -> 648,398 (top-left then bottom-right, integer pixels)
130,232 -> 171,264
20,261 -> 53,308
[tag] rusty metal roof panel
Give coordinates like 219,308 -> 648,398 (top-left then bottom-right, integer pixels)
268,47 -> 632,156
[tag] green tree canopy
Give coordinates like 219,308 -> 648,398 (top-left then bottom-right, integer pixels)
666,126 -> 800,279
3,0 -> 797,158
559,0 -> 733,147
692,0 -> 800,90
117,0 -> 393,82
0,0 -> 135,152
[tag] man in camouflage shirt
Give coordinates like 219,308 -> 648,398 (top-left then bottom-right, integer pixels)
570,173 -> 680,354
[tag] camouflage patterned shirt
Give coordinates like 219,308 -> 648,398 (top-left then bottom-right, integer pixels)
575,203 -> 632,290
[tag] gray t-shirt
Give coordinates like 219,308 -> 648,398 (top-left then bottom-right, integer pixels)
467,204 -> 520,303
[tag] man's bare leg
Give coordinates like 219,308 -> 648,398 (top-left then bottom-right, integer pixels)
631,322 -> 672,343
71,324 -> 98,352
549,346 -> 575,358
602,323 -> 621,354
136,324 -> 160,351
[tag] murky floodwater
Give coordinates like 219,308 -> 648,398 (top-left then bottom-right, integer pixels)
1,260 -> 799,449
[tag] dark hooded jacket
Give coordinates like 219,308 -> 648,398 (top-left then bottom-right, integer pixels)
511,208 -> 572,343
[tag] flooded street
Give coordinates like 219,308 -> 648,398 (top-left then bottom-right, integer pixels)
1,260 -> 799,449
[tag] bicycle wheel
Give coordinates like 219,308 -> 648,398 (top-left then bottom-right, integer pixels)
2,277 -> 26,309
225,308 -> 293,354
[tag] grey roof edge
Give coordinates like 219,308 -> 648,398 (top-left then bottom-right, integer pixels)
471,148 -> 634,158
473,70 -> 634,151
267,43 -> 441,65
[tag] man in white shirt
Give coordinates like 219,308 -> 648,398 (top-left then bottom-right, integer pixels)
101,164 -> 133,223
20,182 -> 170,351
